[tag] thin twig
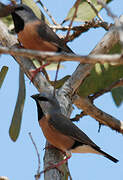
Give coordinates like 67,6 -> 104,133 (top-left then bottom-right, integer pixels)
54,0 -> 105,90
37,0 -> 59,26
97,0 -> 117,20
90,78 -> 123,101
86,0 -> 104,21
29,132 -> 41,180
65,20 -> 110,42
50,20 -> 110,31
35,57 -> 50,82
54,0 -> 81,94
65,0 -> 81,42
97,0 -> 123,49
51,20 -> 110,43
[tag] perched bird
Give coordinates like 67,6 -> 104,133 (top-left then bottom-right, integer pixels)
0,3 -> 73,53
0,3 -> 74,78
31,92 -> 118,164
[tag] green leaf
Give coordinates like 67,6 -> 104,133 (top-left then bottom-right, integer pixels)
109,41 -> 122,54
78,37 -> 123,106
0,66 -> 8,88
111,87 -> 123,106
65,0 -> 112,22
109,41 -> 123,105
78,64 -> 123,97
21,0 -> 50,24
9,68 -> 26,141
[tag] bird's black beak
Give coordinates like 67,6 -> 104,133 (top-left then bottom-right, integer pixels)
31,94 -> 40,100
31,93 -> 49,102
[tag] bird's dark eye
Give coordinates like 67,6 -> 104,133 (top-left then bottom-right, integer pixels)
38,97 -> 49,101
15,6 -> 24,11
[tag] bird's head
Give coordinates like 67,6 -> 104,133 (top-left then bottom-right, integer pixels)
31,92 -> 61,114
12,4 -> 36,20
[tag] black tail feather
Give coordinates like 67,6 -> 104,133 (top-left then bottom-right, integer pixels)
98,149 -> 118,163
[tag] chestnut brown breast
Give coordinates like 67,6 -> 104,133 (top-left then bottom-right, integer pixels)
18,21 -> 58,52
39,114 -> 75,152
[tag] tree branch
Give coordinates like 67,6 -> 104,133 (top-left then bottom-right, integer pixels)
68,8 -> 123,134
71,78 -> 123,123
0,177 -> 9,180
74,95 -> 123,133
1,46 -> 123,65
62,20 -> 120,96
62,17 -> 122,134
0,20 -> 72,180
0,12 -> 122,180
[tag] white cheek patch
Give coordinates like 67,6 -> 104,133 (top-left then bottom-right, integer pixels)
71,145 -> 102,155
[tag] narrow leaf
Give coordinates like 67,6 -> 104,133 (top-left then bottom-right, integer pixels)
9,68 -> 26,141
0,66 -> 8,88
78,64 -> 123,97
111,87 -> 123,106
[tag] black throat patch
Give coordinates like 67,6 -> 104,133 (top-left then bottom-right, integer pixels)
11,13 -> 24,33
36,101 -> 44,121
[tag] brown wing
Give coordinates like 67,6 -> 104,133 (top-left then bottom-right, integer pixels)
49,112 -> 99,149
36,21 -> 74,53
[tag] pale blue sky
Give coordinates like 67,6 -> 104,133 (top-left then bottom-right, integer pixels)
0,0 -> 123,180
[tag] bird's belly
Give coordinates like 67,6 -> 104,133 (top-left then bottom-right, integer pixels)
39,117 -> 74,152
71,145 -> 101,155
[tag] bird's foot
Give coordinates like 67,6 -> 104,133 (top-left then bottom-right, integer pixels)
43,144 -> 54,150
40,155 -> 71,175
30,62 -> 50,82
